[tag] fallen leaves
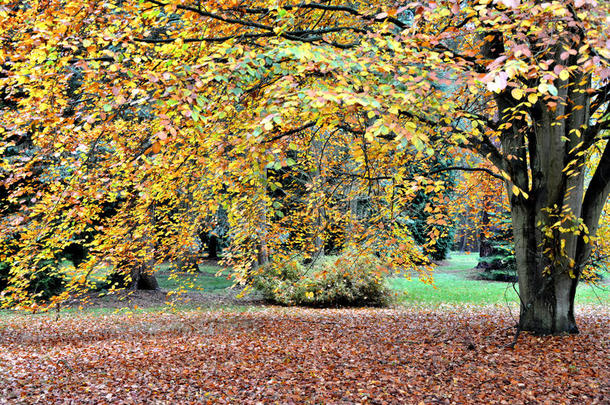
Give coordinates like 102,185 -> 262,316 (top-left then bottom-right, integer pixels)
0,305 -> 608,404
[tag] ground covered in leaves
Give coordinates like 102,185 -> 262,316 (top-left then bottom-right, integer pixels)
1,305 -> 608,404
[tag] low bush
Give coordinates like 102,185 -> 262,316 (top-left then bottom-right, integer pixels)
478,243 -> 517,282
252,253 -> 392,307
478,268 -> 517,283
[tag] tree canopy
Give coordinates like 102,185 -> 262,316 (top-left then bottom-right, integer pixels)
1,0 -> 609,334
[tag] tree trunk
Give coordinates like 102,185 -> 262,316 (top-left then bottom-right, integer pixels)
478,209 -> 492,258
130,265 -> 159,290
127,203 -> 159,290
207,234 -> 219,259
511,203 -> 579,335
516,269 -> 578,335
109,260 -> 159,291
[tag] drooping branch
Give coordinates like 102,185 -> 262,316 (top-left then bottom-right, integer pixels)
134,26 -> 368,45
580,141 -> 610,234
398,109 -> 512,181
140,0 -> 384,48
428,166 -> 505,182
262,122 -> 316,144
590,82 -> 610,117
134,32 -> 275,44
464,133 -> 513,182
236,2 -> 408,29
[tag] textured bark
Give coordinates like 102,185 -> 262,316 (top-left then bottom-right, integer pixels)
130,266 -> 159,291
511,203 -> 579,335
478,209 -> 492,259
474,23 -> 610,333
207,235 -> 219,259
109,260 -> 159,291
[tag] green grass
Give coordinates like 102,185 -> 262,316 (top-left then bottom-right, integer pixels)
57,261 -> 234,293
2,254 -> 608,318
389,252 -> 610,306
154,265 -> 234,292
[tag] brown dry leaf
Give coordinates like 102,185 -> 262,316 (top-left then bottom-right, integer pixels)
0,305 -> 608,404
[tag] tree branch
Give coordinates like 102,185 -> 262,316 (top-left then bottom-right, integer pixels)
262,122 -> 316,144
428,166 -> 505,181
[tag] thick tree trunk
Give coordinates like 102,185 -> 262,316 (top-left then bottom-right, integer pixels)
511,203 -> 579,334
109,260 -> 159,290
517,270 -> 578,335
207,234 -> 219,259
130,265 -> 159,290
473,10 -> 610,336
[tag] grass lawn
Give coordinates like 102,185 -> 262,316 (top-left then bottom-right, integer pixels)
389,252 -> 610,306
2,253 -> 607,318
154,264 -> 234,292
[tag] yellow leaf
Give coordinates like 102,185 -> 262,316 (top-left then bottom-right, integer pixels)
512,184 -> 520,196
511,88 -> 523,100
527,93 -> 538,104
559,69 -> 570,81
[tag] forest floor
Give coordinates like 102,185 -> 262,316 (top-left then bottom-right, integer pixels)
1,255 -> 608,404
1,305 -> 608,404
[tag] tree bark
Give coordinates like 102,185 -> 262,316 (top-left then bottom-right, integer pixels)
478,209 -> 492,258
130,265 -> 159,290
511,201 -> 580,335
207,234 -> 219,259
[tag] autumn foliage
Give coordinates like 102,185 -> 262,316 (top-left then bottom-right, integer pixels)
252,252 -> 392,307
1,0 -> 610,335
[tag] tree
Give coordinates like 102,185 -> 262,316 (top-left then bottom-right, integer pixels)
1,1 -> 608,334
433,0 -> 610,334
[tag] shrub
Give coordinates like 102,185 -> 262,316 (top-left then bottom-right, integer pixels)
478,268 -> 517,282
252,252 -> 392,307
477,242 -> 517,282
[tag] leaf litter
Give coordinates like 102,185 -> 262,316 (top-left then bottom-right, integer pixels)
0,305 -> 607,404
